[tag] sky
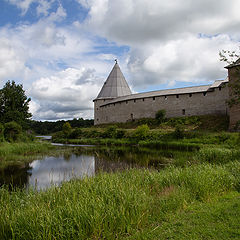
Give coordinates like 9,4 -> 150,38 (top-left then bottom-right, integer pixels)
0,0 -> 240,121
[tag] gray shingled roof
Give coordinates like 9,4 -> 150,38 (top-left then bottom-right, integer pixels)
95,62 -> 132,99
100,78 -> 228,106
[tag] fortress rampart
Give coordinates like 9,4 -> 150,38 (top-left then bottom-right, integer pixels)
93,60 -> 240,130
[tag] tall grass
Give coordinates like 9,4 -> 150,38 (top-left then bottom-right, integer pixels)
0,163 -> 238,239
138,140 -> 200,151
195,147 -> 240,164
0,142 -> 55,167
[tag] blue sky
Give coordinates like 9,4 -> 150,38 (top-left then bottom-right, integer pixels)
0,0 -> 240,120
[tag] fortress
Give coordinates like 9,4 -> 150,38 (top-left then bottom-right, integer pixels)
93,60 -> 240,130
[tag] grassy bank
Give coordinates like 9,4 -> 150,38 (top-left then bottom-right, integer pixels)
0,142 -> 55,168
0,162 -> 239,239
51,114 -> 240,150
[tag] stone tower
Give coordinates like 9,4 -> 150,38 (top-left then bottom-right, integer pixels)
225,58 -> 240,130
93,60 -> 132,125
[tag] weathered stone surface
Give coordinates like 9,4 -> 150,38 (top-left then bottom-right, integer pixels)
93,62 -> 233,127
227,65 -> 240,131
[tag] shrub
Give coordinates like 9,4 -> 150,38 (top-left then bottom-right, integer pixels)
102,126 -> 118,138
131,124 -> 150,140
173,125 -> 184,139
62,122 -> 72,136
115,129 -> 126,139
83,129 -> 101,138
155,109 -> 166,123
0,123 -> 4,142
52,131 -> 67,142
4,121 -> 22,142
69,128 -> 83,139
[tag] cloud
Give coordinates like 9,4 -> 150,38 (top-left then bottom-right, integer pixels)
0,6 -> 93,85
0,38 -> 28,83
7,0 -> 35,15
7,0 -> 59,17
29,67 -> 102,120
78,0 -> 240,88
80,0 -> 240,45
127,34 -> 239,87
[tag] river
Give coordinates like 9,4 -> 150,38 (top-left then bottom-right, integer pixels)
0,139 -> 192,190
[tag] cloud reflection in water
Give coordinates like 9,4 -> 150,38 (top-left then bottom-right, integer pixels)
28,154 -> 95,190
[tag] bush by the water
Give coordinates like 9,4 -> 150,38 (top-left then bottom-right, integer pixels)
130,124 -> 150,140
155,109 -> 166,123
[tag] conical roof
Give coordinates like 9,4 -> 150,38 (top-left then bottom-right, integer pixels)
96,61 -> 132,99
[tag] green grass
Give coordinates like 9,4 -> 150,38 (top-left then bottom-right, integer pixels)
128,192 -> 240,239
53,137 -> 136,146
0,162 -> 239,239
0,142 -> 55,168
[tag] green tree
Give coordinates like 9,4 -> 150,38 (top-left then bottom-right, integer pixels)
0,81 -> 32,127
62,122 -> 72,136
4,121 -> 22,142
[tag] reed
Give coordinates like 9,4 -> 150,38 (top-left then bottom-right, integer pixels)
0,142 -> 55,167
0,163 -> 238,239
138,140 -> 201,151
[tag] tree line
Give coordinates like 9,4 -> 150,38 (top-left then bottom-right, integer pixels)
0,80 -> 93,139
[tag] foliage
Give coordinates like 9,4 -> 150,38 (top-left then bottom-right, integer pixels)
173,125 -> 185,139
4,121 -> 22,142
28,118 -> 94,135
62,122 -> 72,136
155,109 -> 166,123
131,124 -> 150,140
195,148 -> 240,164
69,128 -> 83,139
0,123 -> 4,142
0,81 -> 31,128
115,129 -> 126,139
101,125 -> 117,138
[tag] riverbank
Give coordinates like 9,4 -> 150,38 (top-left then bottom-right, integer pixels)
0,142 -> 55,168
0,162 -> 239,239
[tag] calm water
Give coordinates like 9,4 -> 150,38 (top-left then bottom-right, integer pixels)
0,145 -> 192,190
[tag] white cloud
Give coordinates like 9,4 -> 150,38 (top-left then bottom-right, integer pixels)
0,38 -> 28,84
29,67 -> 101,120
78,0 -> 240,88
8,0 -> 35,15
128,34 -> 239,87
7,0 -> 59,17
80,0 -> 240,45
36,0 -> 54,17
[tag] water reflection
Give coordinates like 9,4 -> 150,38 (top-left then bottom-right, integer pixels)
28,154 -> 95,190
0,146 -> 192,190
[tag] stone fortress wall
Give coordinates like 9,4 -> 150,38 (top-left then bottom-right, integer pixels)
93,60 -> 240,129
94,82 -> 229,125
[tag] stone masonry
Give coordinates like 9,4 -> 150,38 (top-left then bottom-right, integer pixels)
93,61 -> 239,130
